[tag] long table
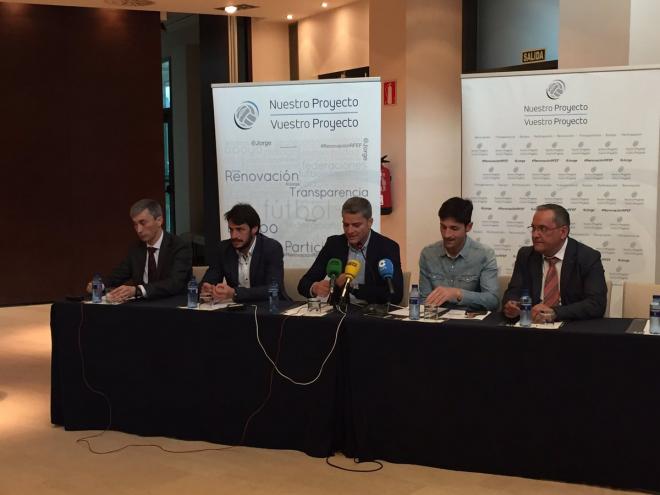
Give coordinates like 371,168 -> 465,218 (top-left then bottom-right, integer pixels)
51,299 -> 660,491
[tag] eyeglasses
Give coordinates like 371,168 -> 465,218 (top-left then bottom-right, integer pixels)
527,225 -> 563,234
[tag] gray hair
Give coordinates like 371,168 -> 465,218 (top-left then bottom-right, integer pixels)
342,197 -> 372,220
130,199 -> 163,219
537,203 -> 570,231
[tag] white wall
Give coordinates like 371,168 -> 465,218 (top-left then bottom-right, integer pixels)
405,0 -> 463,281
629,0 -> 660,65
370,0 -> 407,267
559,0 -> 630,68
251,19 -> 290,82
297,0 -> 369,80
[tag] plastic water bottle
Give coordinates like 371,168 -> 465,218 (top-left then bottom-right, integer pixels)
91,274 -> 103,303
650,296 -> 660,334
519,291 -> 532,327
187,276 -> 198,309
269,280 -> 279,313
409,284 -> 420,320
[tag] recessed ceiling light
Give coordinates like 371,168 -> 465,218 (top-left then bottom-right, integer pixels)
286,14 -> 293,20
224,5 -> 238,14
321,2 -> 328,7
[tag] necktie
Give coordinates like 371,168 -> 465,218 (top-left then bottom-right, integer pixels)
543,257 -> 560,307
147,247 -> 158,283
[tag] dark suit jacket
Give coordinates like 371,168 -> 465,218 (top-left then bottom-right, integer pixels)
297,230 -> 403,305
503,237 -> 607,321
202,233 -> 288,302
105,231 -> 192,299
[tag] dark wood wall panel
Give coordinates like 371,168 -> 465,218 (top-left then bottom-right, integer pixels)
0,3 -> 163,305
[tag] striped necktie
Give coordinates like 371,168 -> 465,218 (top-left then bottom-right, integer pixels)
543,257 -> 560,307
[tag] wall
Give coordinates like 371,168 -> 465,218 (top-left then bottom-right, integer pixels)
405,0 -> 463,280
369,0 -> 407,267
629,0 -> 660,65
297,0 -> 369,80
251,19 -> 290,82
559,0 -> 630,68
477,0 -> 558,70
0,3 -> 163,305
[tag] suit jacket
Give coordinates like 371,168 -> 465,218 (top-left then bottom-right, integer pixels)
105,231 -> 192,299
297,230 -> 404,305
503,237 -> 607,321
202,233 -> 288,302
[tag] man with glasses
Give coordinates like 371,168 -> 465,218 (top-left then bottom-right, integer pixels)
502,203 -> 607,321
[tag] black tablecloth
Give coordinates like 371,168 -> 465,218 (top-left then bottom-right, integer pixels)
343,314 -> 660,491
51,300 -> 660,491
51,298 -> 342,457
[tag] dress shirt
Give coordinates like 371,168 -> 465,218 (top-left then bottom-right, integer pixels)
419,236 -> 499,311
139,230 -> 164,297
237,236 -> 257,289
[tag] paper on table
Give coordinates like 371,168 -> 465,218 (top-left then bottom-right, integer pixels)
388,306 -> 488,320
513,321 -> 563,330
282,304 -> 334,317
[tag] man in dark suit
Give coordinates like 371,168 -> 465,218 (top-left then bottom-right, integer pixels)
503,203 -> 607,322
87,198 -> 192,302
297,197 -> 403,305
201,203 -> 287,303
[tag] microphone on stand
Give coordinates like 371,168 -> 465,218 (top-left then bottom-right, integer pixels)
326,258 -> 343,299
378,258 -> 395,299
340,259 -> 362,301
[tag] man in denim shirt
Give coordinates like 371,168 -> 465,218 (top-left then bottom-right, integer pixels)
419,197 -> 499,311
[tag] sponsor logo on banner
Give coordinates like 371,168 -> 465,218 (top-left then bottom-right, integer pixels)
546,80 -> 566,99
234,101 -> 259,130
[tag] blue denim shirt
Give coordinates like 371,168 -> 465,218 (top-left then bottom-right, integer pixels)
418,236 -> 499,311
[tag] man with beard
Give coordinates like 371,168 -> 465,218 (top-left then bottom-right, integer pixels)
419,197 -> 499,311
201,203 -> 287,302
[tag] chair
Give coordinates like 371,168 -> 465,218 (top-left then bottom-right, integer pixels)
283,268 -> 309,302
604,280 -> 612,317
192,265 -> 208,281
400,272 -> 412,306
622,282 -> 660,318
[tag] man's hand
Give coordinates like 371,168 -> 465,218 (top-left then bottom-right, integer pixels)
335,274 -> 349,288
200,282 -> 215,297
107,285 -> 136,303
311,280 -> 331,297
503,300 -> 521,319
532,303 -> 555,323
424,286 -> 460,307
211,283 -> 236,301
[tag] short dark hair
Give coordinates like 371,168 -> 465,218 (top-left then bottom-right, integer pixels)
342,197 -> 372,220
537,203 -> 570,231
224,203 -> 260,229
130,199 -> 162,219
438,197 -> 473,225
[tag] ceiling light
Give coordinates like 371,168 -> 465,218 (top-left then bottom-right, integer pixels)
286,14 -> 293,20
321,2 -> 328,7
224,5 -> 238,14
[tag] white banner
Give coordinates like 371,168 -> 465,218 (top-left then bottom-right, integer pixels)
462,67 -> 660,287
212,78 -> 381,268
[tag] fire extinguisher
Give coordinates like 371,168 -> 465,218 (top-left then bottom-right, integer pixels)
381,155 -> 392,215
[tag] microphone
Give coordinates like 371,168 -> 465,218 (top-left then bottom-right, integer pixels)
326,258 -> 343,299
340,259 -> 362,301
378,258 -> 395,296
